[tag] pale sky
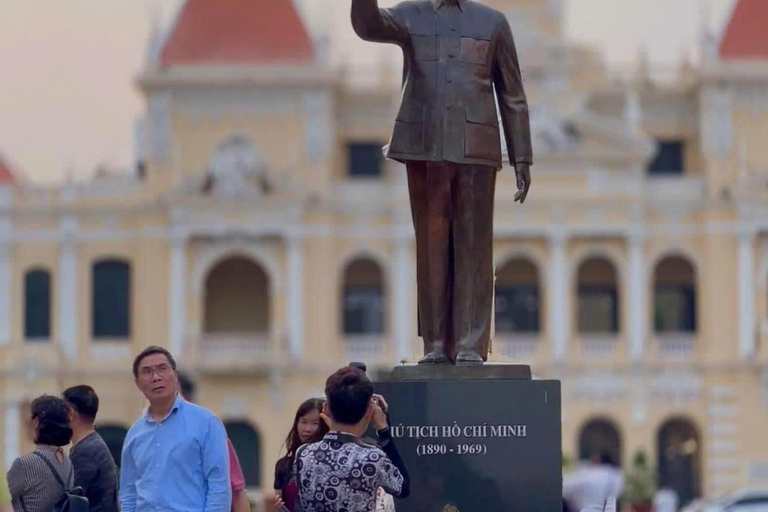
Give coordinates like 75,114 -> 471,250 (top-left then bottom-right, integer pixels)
0,0 -> 736,183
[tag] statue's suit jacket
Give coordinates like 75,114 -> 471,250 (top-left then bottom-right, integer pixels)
352,0 -> 533,168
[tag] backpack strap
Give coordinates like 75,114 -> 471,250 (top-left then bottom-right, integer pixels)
32,451 -> 68,491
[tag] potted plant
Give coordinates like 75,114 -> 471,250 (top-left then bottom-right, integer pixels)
624,450 -> 656,512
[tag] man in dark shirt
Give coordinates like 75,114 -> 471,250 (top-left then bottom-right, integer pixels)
296,367 -> 410,512
63,385 -> 119,512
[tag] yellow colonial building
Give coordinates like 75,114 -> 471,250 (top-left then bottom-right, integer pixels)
2,0 -> 768,506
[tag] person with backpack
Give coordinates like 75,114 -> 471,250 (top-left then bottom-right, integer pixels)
6,395 -> 88,512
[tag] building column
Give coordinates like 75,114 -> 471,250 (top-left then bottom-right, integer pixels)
0,242 -> 10,346
738,232 -> 756,359
4,402 -> 20,468
58,216 -> 78,359
168,233 -> 188,358
0,201 -> 10,346
629,234 -> 646,361
393,235 -> 414,363
548,232 -> 569,360
286,231 -> 305,359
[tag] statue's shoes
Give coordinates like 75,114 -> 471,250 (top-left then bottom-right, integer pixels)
455,350 -> 484,365
418,351 -> 451,365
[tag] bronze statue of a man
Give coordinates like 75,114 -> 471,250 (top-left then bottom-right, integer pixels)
352,0 -> 533,364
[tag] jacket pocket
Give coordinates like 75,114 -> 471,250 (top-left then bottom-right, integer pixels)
459,37 -> 491,66
464,115 -> 501,161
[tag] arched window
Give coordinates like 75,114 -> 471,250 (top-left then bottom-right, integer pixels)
578,417 -> 622,467
92,260 -> 131,338
577,258 -> 619,334
95,425 -> 129,472
495,258 -> 540,333
657,418 -> 701,507
225,421 -> 261,488
204,256 -> 270,334
24,269 -> 51,340
342,258 -> 385,335
654,256 -> 697,333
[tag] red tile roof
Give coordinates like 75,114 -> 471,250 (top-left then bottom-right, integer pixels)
719,0 -> 768,60
0,154 -> 16,184
160,0 -> 315,67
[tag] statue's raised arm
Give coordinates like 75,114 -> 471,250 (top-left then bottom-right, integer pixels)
351,0 -> 410,45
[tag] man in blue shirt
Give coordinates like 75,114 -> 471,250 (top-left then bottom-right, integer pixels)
120,346 -> 231,512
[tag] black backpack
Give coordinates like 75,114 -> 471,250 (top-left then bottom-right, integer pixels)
20,452 -> 89,512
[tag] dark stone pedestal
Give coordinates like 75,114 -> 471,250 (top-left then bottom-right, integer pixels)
384,363 -> 532,382
374,365 -> 562,512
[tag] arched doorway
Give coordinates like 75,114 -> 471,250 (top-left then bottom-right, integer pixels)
225,421 -> 261,488
657,418 -> 701,507
95,425 -> 129,472
204,256 -> 270,334
578,417 -> 622,467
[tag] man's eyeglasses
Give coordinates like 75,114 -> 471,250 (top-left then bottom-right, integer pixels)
139,364 -> 173,379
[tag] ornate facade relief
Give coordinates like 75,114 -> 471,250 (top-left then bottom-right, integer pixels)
207,136 -> 271,198
502,107 -> 580,158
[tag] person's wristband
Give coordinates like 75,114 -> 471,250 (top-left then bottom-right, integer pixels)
377,427 -> 391,440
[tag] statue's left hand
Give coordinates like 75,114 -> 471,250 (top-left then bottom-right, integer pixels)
514,163 -> 531,204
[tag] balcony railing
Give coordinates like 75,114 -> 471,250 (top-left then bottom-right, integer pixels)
579,335 -> 620,358
343,335 -> 387,363
197,333 -> 272,371
655,333 -> 695,358
645,175 -> 706,202
494,334 -> 540,360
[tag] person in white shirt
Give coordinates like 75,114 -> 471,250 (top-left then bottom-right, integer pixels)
564,454 -> 624,512
654,487 -> 680,512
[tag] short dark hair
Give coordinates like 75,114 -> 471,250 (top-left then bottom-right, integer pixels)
62,385 -> 99,424
133,346 -> 177,378
177,371 -> 196,401
325,367 -> 374,425
31,395 -> 73,447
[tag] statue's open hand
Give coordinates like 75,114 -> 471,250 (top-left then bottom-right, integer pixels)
514,163 -> 531,204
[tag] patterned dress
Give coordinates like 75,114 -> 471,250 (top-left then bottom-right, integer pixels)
295,431 -> 406,512
7,446 -> 74,512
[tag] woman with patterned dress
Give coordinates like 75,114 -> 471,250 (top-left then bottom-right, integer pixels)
7,395 -> 75,512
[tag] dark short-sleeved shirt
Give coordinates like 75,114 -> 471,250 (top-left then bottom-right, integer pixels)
70,432 -> 119,512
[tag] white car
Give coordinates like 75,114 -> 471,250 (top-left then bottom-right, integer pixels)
691,489 -> 768,512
